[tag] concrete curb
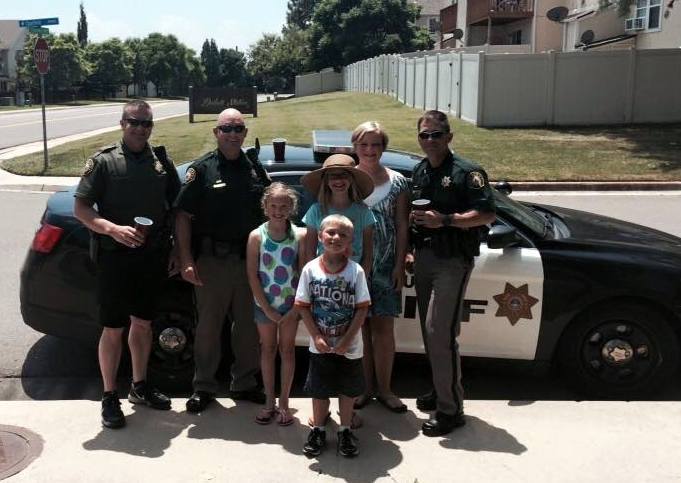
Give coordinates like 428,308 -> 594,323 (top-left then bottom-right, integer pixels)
0,100 -> 181,116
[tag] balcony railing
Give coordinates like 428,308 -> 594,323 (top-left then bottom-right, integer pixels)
440,4 -> 458,34
467,0 -> 533,25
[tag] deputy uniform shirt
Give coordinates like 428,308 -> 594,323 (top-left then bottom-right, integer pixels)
174,149 -> 270,243
411,151 -> 496,258
74,140 -> 179,239
294,257 -> 371,360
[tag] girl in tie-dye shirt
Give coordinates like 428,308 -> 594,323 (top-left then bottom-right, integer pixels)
246,182 -> 305,427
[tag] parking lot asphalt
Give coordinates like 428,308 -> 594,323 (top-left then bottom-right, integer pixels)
2,398 -> 681,482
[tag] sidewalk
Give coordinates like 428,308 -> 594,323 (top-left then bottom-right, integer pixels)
2,398 -> 680,482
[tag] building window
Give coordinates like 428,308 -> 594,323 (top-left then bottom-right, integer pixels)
635,0 -> 662,29
429,18 -> 440,33
509,30 -> 522,44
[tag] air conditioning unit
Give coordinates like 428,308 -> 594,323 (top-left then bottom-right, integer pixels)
624,17 -> 645,30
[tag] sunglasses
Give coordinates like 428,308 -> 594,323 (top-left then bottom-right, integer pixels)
418,131 -> 446,140
124,118 -> 153,128
216,124 -> 246,134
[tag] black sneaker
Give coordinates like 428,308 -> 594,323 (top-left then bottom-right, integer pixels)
337,429 -> 359,457
186,391 -> 215,413
229,388 -> 266,405
101,391 -> 125,429
128,381 -> 171,410
303,428 -> 326,457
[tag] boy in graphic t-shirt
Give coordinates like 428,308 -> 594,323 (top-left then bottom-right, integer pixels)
295,214 -> 371,458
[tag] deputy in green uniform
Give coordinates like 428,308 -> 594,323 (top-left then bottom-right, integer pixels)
74,100 -> 181,429
410,110 -> 496,436
175,108 -> 271,413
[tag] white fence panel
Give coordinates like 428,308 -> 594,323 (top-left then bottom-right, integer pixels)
482,54 -> 549,126
436,54 -> 454,114
553,51 -> 629,125
425,55 -> 439,111
460,54 -> 480,124
414,58 -> 426,110
405,59 -> 415,107
633,49 -> 681,123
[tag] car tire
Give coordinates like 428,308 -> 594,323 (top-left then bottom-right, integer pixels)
147,310 -> 195,393
558,302 -> 680,399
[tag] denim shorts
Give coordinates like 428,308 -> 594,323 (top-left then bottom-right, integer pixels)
254,304 -> 290,325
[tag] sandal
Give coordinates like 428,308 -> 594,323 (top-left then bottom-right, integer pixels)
353,394 -> 373,409
255,406 -> 277,425
376,394 -> 408,414
277,408 -> 294,426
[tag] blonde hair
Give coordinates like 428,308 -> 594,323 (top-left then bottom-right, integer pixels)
351,121 -> 389,150
320,214 -> 354,233
317,170 -> 363,215
261,182 -> 299,216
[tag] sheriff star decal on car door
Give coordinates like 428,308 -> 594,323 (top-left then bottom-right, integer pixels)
493,283 -> 539,325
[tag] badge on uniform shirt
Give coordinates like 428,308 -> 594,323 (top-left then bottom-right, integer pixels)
185,167 -> 197,184
153,159 -> 166,174
441,176 -> 452,188
468,171 -> 485,189
82,158 -> 96,176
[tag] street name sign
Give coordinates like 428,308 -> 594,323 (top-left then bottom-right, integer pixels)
29,27 -> 50,35
19,18 -> 59,28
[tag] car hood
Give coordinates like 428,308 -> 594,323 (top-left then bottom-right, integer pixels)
542,204 -> 681,253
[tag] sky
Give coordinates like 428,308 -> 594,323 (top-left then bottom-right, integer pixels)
3,0 -> 288,53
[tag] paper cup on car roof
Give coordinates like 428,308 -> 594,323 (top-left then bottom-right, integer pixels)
272,138 -> 287,162
133,216 -> 153,244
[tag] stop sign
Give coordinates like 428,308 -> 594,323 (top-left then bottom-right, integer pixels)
34,38 -> 50,75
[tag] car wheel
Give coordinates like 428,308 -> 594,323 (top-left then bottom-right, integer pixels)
558,303 -> 680,398
147,310 -> 195,392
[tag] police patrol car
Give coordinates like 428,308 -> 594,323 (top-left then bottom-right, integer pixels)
20,132 -> 681,398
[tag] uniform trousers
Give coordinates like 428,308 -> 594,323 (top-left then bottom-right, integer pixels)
414,247 -> 473,416
193,252 -> 260,393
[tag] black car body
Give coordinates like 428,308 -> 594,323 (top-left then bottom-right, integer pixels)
20,140 -> 681,397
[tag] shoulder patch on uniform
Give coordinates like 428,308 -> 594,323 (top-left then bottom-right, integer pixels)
185,167 -> 197,184
467,171 -> 485,189
82,158 -> 96,176
153,159 -> 166,174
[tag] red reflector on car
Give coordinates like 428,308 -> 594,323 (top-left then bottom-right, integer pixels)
32,223 -> 64,253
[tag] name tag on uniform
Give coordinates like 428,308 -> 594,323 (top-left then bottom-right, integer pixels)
212,180 -> 226,188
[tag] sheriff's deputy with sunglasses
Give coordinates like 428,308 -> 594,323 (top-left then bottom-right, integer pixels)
174,108 -> 271,413
74,100 -> 181,429
410,110 -> 496,437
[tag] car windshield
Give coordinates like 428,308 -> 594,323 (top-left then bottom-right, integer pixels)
493,191 -> 548,237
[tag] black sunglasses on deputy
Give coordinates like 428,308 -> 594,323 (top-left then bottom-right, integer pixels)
418,130 -> 446,140
124,118 -> 154,128
216,124 -> 246,134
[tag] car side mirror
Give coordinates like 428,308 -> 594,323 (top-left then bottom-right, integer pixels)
495,180 -> 512,195
487,225 -> 519,249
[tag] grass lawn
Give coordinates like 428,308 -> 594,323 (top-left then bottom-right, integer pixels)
3,91 -> 680,181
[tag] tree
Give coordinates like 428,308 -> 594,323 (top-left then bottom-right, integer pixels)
18,33 -> 91,101
308,0 -> 432,70
77,2 -> 88,47
200,39 -> 221,86
247,28 -> 311,92
286,0 -> 320,29
140,33 -> 198,96
219,47 -> 250,87
124,38 -> 146,96
86,38 -> 132,98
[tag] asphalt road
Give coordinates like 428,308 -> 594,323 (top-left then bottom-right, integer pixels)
1,189 -> 680,402
0,101 -> 188,149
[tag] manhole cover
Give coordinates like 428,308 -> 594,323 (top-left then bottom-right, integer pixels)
0,425 -> 43,480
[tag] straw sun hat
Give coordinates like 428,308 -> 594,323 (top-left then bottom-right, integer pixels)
300,154 -> 374,198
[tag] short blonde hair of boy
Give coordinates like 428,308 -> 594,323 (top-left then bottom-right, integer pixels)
320,214 -> 354,234
351,121 -> 389,150
261,181 -> 299,216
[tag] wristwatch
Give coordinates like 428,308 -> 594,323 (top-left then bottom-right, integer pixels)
441,213 -> 452,227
